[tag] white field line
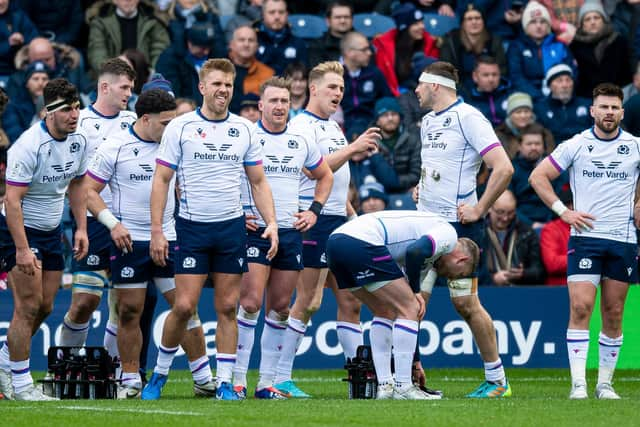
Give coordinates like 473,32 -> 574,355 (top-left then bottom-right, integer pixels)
1,405 -> 206,416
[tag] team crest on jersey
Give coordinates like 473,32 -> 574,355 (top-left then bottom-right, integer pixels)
287,140 -> 299,149
618,145 -> 630,155
69,141 -> 81,153
228,127 -> 240,137
579,258 -> 592,269
121,266 -> 134,278
86,255 -> 100,266
183,257 -> 196,268
120,122 -> 129,130
247,247 -> 259,257
442,117 -> 452,127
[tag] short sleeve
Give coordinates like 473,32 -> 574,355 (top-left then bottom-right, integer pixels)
243,130 -> 263,166
5,142 -> 37,186
75,135 -> 90,178
461,109 -> 501,156
87,143 -> 115,183
548,137 -> 580,172
427,224 -> 458,257
156,121 -> 182,170
303,134 -> 323,170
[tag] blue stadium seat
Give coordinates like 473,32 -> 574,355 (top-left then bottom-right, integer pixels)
289,14 -> 327,39
387,193 -> 417,210
422,13 -> 459,37
353,13 -> 395,39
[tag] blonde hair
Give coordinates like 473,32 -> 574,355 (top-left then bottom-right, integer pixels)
260,76 -> 292,96
458,237 -> 480,276
199,58 -> 236,82
308,61 -> 343,84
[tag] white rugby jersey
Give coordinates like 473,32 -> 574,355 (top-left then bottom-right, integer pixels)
241,121 -> 323,228
79,105 -> 137,213
332,210 -> 457,267
156,109 -> 261,222
290,110 -> 349,216
4,120 -> 89,231
88,126 -> 176,241
549,128 -> 640,244
417,99 -> 501,221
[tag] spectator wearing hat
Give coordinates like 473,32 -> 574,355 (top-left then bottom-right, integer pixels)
86,0 -> 170,74
141,72 -> 175,96
495,91 -> 555,158
227,25 -> 274,114
455,0 -> 523,43
532,0 -> 583,45
506,1 -> 576,102
341,31 -> 393,141
439,4 -> 507,88
463,55 -> 511,126
308,1 -> 354,67
534,63 -> 592,143
1,60 -> 49,143
0,0 -> 38,76
166,0 -> 226,59
253,0 -> 308,75
156,21 -> 219,102
238,92 -> 260,123
358,182 -> 389,214
570,1 -> 632,98
539,187 -> 573,285
283,62 -> 308,120
373,2 -> 439,96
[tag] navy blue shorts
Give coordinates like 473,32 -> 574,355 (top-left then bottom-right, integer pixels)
326,234 -> 404,290
567,236 -> 638,284
72,217 -> 112,271
302,214 -> 346,268
246,228 -> 303,271
0,214 -> 64,272
110,241 -> 175,284
174,215 -> 248,275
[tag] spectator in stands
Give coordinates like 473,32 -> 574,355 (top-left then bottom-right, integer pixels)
507,1 -> 576,102
509,123 -> 562,230
622,62 -> 640,101
570,1 -> 632,98
398,54 -> 433,130
166,0 -> 227,58
227,25 -> 274,113
456,0 -> 523,43
374,96 -> 422,193
341,31 -> 393,141
156,21 -> 219,103
309,1 -> 353,66
358,181 -> 388,214
439,4 -> 507,89
225,0 -> 262,43
536,0 -> 582,44
403,0 -> 456,16
496,92 -> 555,158
87,0 -> 170,73
623,90 -> 640,136
348,126 -> 401,192
120,48 -> 151,95
8,37 -> 91,98
237,92 -> 260,122
1,60 -> 49,143
480,189 -> 546,286
373,2 -> 439,96
254,0 -> 308,75
463,55 -> 511,126
16,0 -> 83,46
175,96 -> 196,115
283,61 -> 308,119
0,0 -> 38,76
534,64 -> 592,143
540,187 -> 572,285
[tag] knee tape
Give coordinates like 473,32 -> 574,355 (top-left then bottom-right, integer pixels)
72,270 -> 109,296
448,277 -> 478,298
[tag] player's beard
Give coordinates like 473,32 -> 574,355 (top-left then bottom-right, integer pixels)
595,116 -> 620,134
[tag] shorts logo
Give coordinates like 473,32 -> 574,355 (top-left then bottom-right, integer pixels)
296,254 -> 301,264
87,254 -> 100,266
320,253 -> 326,264
247,247 -> 259,258
30,247 -> 39,254
183,257 -> 196,268
238,258 -> 244,267
228,127 -> 239,137
628,267 -> 633,277
121,266 -> 134,278
578,258 -> 592,269
356,269 -> 374,280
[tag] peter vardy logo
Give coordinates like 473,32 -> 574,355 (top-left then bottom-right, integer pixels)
183,257 -> 196,268
203,142 -> 232,152
424,132 -> 447,150
265,155 -> 293,164
592,161 -> 622,169
139,164 -> 154,173
584,161 -> 627,179
264,155 -> 299,174
129,164 -> 153,181
51,161 -> 74,172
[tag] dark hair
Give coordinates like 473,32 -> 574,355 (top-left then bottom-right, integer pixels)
0,87 -> 8,114
135,89 -> 177,117
326,0 -> 353,17
120,49 -> 150,93
283,61 -> 309,80
474,55 -> 498,70
592,83 -> 623,102
520,122 -> 546,139
99,57 -> 137,82
424,61 -> 460,85
43,78 -> 79,106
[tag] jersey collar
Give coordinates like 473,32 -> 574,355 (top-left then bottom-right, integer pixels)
434,98 -> 463,116
590,126 -> 621,142
129,125 -> 156,143
40,120 -> 67,142
196,107 -> 229,122
89,104 -> 119,119
257,120 -> 287,135
302,109 -> 329,121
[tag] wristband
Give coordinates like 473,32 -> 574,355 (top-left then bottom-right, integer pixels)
309,201 -> 323,217
551,200 -> 568,217
97,209 -> 119,231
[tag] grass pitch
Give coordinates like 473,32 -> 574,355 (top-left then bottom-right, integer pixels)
2,368 -> 639,427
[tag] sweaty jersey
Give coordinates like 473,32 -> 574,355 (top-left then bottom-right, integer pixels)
156,108 -> 261,222
290,110 -> 349,216
4,120 -> 89,231
78,105 -> 137,213
549,127 -> 640,244
417,99 -> 501,221
88,126 -> 176,241
241,121 -> 323,228
331,210 -> 457,267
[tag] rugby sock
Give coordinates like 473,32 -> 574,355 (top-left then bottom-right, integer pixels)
370,317 -> 393,384
154,345 -> 179,376
216,353 -> 236,386
104,322 -> 119,360
233,307 -> 258,387
567,329 -> 589,386
10,359 -> 32,394
393,319 -> 419,389
597,332 -> 622,385
60,314 -> 90,346
257,311 -> 287,389
484,358 -> 506,385
121,371 -> 142,390
336,321 -> 363,361
0,343 -> 10,372
189,355 -> 213,385
275,317 -> 306,384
